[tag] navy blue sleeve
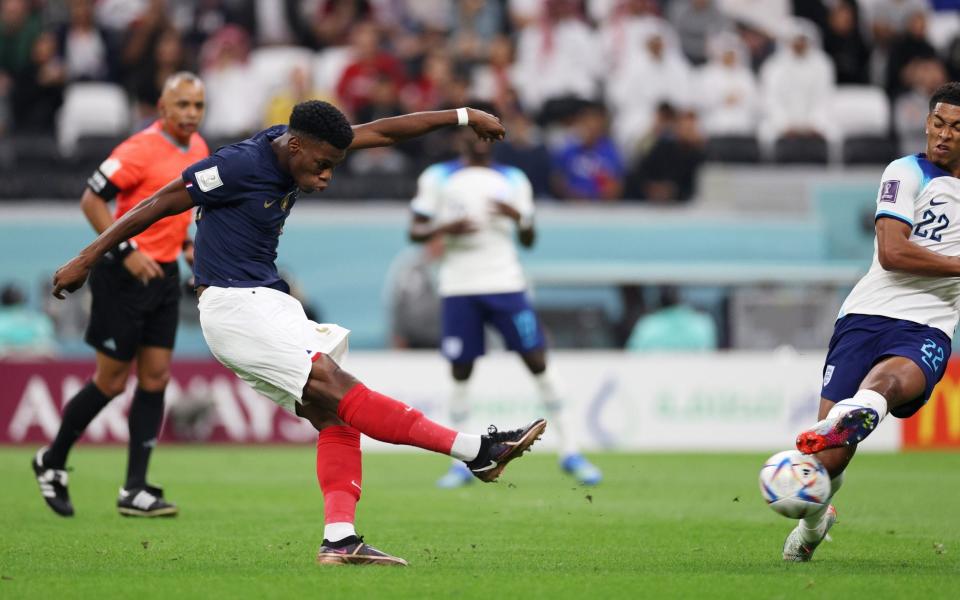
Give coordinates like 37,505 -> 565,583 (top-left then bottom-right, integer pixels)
181,148 -> 251,207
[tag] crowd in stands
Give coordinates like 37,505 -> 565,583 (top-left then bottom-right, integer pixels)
3,0 -> 960,201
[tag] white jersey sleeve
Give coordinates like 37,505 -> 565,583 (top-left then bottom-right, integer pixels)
411,164 -> 444,218
503,166 -> 534,221
874,156 -> 923,227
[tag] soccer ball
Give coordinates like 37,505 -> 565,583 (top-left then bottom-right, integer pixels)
758,450 -> 831,519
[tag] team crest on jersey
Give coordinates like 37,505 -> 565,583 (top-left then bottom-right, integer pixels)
195,166 -> 224,192
880,180 -> 900,203
822,365 -> 835,387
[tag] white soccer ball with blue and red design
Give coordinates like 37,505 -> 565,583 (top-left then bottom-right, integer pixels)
758,450 -> 831,519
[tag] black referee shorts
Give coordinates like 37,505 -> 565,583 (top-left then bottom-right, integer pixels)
84,256 -> 181,362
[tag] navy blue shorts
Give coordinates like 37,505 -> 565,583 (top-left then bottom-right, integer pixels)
441,292 -> 546,363
821,314 -> 951,418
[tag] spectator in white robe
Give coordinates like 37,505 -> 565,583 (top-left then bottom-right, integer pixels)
695,31 -> 759,137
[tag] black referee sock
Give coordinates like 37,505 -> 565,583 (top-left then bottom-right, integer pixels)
125,387 -> 166,490
44,381 -> 114,469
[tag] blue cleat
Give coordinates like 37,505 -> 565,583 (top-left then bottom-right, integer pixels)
561,453 -> 602,486
436,462 -> 474,489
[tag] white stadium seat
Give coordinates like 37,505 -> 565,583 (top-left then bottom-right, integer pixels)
829,85 -> 890,139
56,82 -> 131,156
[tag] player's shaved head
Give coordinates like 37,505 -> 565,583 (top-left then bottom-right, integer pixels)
158,71 -> 205,146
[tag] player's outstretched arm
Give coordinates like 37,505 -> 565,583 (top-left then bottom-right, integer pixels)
350,108 -> 505,150
52,179 -> 194,298
876,217 -> 960,276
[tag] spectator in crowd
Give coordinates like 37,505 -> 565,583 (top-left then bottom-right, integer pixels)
821,0 -> 870,85
588,0 -> 661,24
599,0 -> 660,71
512,0 -> 602,114
894,56 -> 947,154
263,65 -> 331,127
606,17 -> 693,159
759,18 -> 835,149
470,34 -> 514,108
0,283 -> 56,357
666,0 -> 726,66
401,50 -> 454,113
384,235 -> 443,350
884,8 -> 937,99
451,0 -> 504,64
200,24 -> 258,139
56,0 -> 114,83
867,0 -> 930,84
130,27 -> 186,124
336,20 -> 405,118
625,105 -> 705,202
10,30 -> 65,133
493,102 -> 554,198
183,0 -> 236,55
551,101 -> 625,201
626,286 -> 718,352
0,0 -> 42,128
716,0 -> 790,38
695,31 -> 759,137
311,0 -> 376,49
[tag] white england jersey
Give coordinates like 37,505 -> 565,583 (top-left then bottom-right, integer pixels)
840,153 -> 960,337
411,160 -> 534,297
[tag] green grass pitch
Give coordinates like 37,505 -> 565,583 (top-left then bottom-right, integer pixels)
2,448 -> 958,599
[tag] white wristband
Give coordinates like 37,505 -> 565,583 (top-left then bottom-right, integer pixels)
456,107 -> 469,126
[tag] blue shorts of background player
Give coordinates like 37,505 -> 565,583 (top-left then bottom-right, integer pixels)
441,291 -> 546,363
821,314 -> 951,419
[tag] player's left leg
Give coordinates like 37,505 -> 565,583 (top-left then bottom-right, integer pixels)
797,356 -> 927,455
518,349 -> 602,485
116,345 -> 178,517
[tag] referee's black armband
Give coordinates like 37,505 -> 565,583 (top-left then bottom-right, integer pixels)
86,168 -> 120,201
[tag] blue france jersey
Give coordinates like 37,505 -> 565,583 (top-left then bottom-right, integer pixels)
181,126 -> 299,293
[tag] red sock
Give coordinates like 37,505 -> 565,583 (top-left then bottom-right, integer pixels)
316,426 -> 362,525
337,383 -> 457,455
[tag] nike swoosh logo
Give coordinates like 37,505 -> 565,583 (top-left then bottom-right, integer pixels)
471,460 -> 498,472
931,199 -> 947,206
404,406 -> 413,412
351,480 -> 362,491
264,198 -> 277,208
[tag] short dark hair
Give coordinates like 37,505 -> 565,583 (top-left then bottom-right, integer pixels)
289,100 -> 354,150
929,82 -> 960,111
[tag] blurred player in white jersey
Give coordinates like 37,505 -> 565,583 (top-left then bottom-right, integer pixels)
783,83 -> 960,561
408,105 -> 602,488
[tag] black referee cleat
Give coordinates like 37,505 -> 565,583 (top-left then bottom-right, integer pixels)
31,448 -> 74,517
117,485 -> 179,518
466,418 -> 547,483
316,536 -> 408,566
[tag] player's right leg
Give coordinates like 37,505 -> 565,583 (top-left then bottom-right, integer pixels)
33,352 -> 131,516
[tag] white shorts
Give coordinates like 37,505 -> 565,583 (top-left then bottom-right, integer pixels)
198,286 -> 350,414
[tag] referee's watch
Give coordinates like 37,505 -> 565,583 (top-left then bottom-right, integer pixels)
113,239 -> 138,260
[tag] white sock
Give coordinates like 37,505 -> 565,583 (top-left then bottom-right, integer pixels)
533,368 -> 578,457
324,521 -> 356,543
800,472 -> 845,542
450,433 -> 481,462
448,380 -> 471,466
826,389 -> 888,423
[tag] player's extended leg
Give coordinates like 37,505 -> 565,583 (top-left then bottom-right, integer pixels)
519,349 -> 602,485
32,351 -> 131,516
116,346 -> 178,518
797,357 -> 925,455
299,354 -> 545,483
437,361 -> 477,488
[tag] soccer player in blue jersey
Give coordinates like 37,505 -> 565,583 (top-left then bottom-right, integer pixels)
408,117 -> 602,488
782,83 -> 960,561
51,101 -> 546,566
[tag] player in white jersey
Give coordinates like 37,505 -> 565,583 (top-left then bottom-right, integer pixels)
781,83 -> 960,562
408,112 -> 602,488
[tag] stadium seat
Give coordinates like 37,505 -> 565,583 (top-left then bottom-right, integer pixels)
773,136 -> 829,164
704,136 -> 761,164
4,134 -> 61,170
842,136 -> 897,165
56,83 -> 131,157
250,46 -> 315,99
828,86 -> 891,164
